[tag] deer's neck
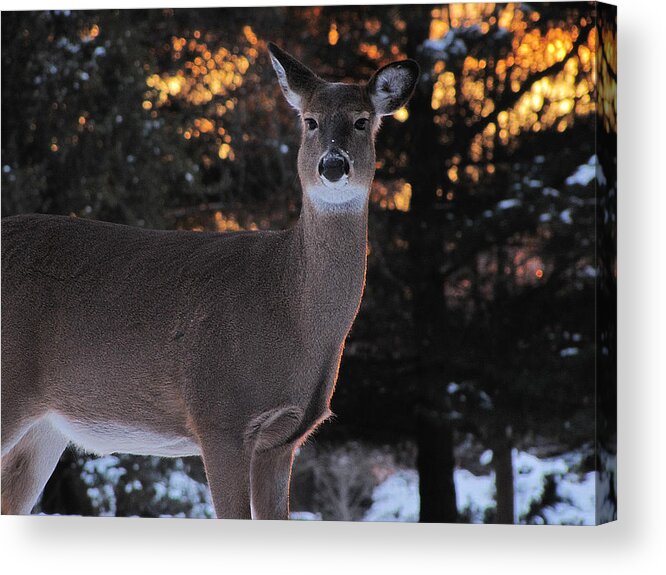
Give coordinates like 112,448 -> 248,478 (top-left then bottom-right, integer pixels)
290,188 -> 369,340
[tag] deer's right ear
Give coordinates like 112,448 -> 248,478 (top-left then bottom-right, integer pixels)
268,42 -> 321,111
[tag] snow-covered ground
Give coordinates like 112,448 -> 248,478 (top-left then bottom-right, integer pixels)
361,449 -> 596,524
362,470 -> 420,522
74,448 -> 596,524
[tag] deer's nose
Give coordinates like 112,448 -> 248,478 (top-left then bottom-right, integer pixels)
318,150 -> 350,182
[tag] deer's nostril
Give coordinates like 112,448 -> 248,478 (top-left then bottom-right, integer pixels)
319,152 -> 350,182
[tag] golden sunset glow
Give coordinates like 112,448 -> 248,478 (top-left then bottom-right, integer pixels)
598,20 -> 617,133
328,23 -> 340,46
212,211 -> 257,232
371,180 -> 412,212
137,3 -> 607,228
144,29 -> 260,163
393,107 -> 409,122
429,3 -> 596,156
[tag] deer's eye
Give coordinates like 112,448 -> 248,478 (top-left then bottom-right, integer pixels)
304,118 -> 318,131
354,118 -> 369,131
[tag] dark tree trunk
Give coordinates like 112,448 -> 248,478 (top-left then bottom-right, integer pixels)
403,6 -> 459,524
416,413 -> 458,523
492,438 -> 515,524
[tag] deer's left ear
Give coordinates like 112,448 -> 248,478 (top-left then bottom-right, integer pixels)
367,60 -> 420,116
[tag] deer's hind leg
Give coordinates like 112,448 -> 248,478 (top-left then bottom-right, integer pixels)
1,418 -> 69,515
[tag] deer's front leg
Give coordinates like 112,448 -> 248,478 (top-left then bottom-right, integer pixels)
244,405 -> 304,520
250,444 -> 295,520
199,433 -> 252,520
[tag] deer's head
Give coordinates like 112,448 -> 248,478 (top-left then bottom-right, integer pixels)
269,43 -> 419,208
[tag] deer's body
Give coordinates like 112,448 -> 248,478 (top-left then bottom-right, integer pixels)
1,44 -> 417,518
2,206 -> 364,455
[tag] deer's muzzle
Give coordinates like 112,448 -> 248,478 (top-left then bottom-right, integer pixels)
318,150 -> 350,183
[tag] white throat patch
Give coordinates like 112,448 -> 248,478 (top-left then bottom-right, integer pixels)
307,182 -> 368,212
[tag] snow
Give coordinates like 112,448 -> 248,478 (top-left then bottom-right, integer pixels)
81,455 -> 126,516
545,471 -> 595,524
497,198 -> 521,210
124,479 -> 143,493
447,382 -> 460,394
56,37 -> 80,54
77,454 -> 214,518
560,208 -> 573,224
597,163 -> 607,187
539,213 -> 552,222
478,391 -> 493,409
542,187 -> 560,197
493,28 -> 510,41
560,347 -> 580,357
361,449 -> 595,524
479,449 -> 494,466
422,26 -> 482,61
82,455 -> 125,485
423,37 -> 467,60
279,144 -> 289,154
514,450 -> 595,525
290,511 -> 322,520
596,449 -> 617,521
152,464 -> 213,518
69,449 -> 596,524
514,450 -> 566,521
455,469 -> 495,523
566,155 -> 597,187
363,470 -> 420,522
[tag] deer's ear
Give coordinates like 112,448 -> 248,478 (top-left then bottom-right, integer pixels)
268,42 -> 321,111
367,60 -> 420,116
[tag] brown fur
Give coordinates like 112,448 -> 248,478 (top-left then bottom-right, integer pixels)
1,44 -> 418,519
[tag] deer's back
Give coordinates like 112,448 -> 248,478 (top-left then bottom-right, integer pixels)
3,213 -> 266,283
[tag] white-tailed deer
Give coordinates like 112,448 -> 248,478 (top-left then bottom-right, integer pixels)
1,43 -> 418,519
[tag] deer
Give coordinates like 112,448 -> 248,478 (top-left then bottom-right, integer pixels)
1,43 -> 418,519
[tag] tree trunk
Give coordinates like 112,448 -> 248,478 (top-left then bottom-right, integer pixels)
493,439 -> 515,524
416,412 -> 458,523
403,6 -> 459,524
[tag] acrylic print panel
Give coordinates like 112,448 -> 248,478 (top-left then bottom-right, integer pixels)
1,2 -> 616,524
